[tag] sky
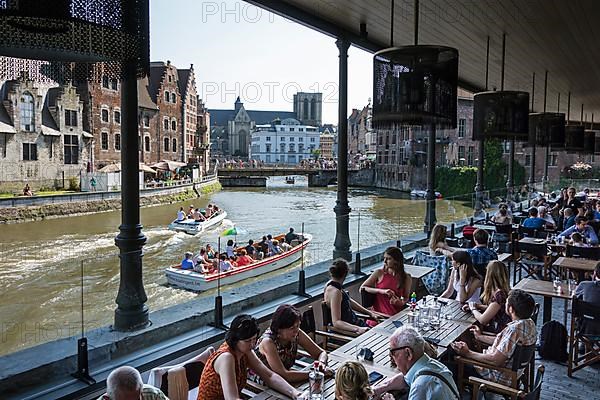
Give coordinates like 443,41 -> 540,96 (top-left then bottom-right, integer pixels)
150,0 -> 373,124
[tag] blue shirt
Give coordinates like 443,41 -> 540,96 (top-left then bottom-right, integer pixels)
181,258 -> 195,270
558,225 -> 599,245
564,215 -> 576,230
467,246 -> 498,267
404,354 -> 459,399
522,217 -> 546,230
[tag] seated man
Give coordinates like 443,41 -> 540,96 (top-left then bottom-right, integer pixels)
373,326 -> 459,399
537,206 -> 555,229
187,205 -> 195,218
245,239 -> 257,258
451,289 -> 537,387
219,254 -> 233,272
467,229 -> 498,278
285,227 -> 299,244
575,262 -> 600,335
97,366 -> 167,400
193,208 -> 206,222
563,207 -> 576,230
181,252 -> 195,270
521,207 -> 546,230
23,183 -> 33,196
558,216 -> 599,245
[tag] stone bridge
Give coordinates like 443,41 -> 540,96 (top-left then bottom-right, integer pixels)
217,167 -> 375,187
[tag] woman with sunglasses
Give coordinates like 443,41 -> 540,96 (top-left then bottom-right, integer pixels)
198,314 -> 307,400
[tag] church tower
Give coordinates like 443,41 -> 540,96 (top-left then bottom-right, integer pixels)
293,92 -> 322,127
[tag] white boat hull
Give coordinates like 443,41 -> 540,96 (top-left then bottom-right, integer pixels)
168,211 -> 227,235
165,234 -> 312,291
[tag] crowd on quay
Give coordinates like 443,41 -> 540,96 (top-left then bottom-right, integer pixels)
179,228 -> 301,275
212,157 -> 373,171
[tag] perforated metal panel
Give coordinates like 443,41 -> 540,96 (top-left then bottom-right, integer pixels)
564,125 -> 585,153
0,0 -> 149,82
472,91 -> 529,141
528,112 -> 565,147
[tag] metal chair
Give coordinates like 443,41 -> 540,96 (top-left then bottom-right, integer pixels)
531,303 -> 540,327
469,365 -> 545,400
567,296 -> 600,377
360,287 -> 376,308
456,343 -> 536,393
565,244 -> 600,260
319,301 -> 357,349
512,237 -> 550,283
301,305 -> 352,351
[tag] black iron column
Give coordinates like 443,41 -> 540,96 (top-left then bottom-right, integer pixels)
333,38 -> 352,261
424,124 -> 437,234
541,71 -> 549,191
528,72 -> 536,191
114,60 -> 149,331
474,36 -> 490,217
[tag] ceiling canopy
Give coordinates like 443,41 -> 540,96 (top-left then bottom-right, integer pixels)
247,0 -> 600,119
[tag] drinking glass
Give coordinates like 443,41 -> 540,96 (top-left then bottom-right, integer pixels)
569,279 -> 577,295
553,277 -> 561,292
429,303 -> 441,328
419,306 -> 430,331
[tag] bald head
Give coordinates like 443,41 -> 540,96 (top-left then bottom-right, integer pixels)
106,366 -> 142,400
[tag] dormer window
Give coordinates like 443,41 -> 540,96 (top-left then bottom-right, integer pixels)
65,110 -> 77,127
102,76 -> 109,89
20,92 -> 35,132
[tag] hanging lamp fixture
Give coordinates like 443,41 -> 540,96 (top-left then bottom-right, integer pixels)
0,0 -> 150,83
528,71 -> 565,146
564,95 -> 585,153
372,0 -> 458,129
473,33 -> 529,141
583,113 -> 596,155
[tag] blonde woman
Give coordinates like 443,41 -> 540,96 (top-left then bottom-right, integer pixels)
428,224 -> 455,256
467,261 -> 511,336
335,361 -> 393,400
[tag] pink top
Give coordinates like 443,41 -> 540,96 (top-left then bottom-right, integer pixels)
373,271 -> 407,315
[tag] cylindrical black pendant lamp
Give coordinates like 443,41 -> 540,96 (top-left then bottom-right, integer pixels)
473,90 -> 529,141
566,103 -> 586,153
373,45 -> 459,129
528,112 -> 566,146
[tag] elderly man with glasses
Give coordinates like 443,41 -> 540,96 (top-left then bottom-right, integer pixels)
372,326 -> 459,399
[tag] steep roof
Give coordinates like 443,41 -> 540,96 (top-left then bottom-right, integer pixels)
148,63 -> 167,102
177,68 -> 191,100
137,77 -> 158,110
0,102 -> 14,133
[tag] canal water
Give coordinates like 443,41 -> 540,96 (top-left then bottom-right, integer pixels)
0,177 -> 473,356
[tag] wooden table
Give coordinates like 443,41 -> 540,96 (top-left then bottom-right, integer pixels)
513,278 -> 573,325
553,256 -> 598,275
404,264 -> 435,280
518,237 -> 548,246
498,253 -> 512,264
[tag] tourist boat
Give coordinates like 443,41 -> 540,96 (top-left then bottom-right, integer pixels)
167,209 -> 227,235
285,176 -> 295,184
410,189 -> 442,199
165,233 -> 312,291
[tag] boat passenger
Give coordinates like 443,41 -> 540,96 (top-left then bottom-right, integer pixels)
324,259 -> 382,335
206,244 -> 216,259
176,207 -> 186,221
266,234 -> 276,255
441,250 -> 482,303
245,240 -> 256,258
284,228 -> 299,245
229,255 -> 239,268
205,204 -> 213,218
213,205 -> 220,214
181,252 -> 195,270
271,240 -> 283,256
226,239 -> 236,258
360,246 -> 411,317
187,205 -> 195,218
193,208 -> 206,222
197,314 -> 306,400
219,254 -> 233,272
254,304 -> 332,383
259,236 -> 269,256
236,249 -> 254,267
280,241 -> 292,252
429,224 -> 455,256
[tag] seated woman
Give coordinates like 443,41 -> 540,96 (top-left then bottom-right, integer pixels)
219,254 -> 233,272
441,250 -> 482,303
360,246 -> 411,317
335,361 -> 393,400
205,244 -> 216,259
235,249 -> 254,267
467,261 -> 511,334
492,204 -> 512,225
324,259 -> 383,335
428,224 -> 455,256
255,304 -> 331,384
271,240 -> 283,255
197,314 -> 305,400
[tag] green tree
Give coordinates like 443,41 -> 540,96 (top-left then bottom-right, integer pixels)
311,149 -> 321,160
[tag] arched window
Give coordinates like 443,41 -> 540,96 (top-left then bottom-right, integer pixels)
164,137 -> 170,152
101,108 -> 109,123
101,131 -> 108,150
164,118 -> 169,130
171,119 -> 177,131
143,115 -> 150,127
144,136 -> 150,152
171,93 -> 176,103
289,143 -> 295,152
164,91 -> 169,102
114,133 -> 121,151
20,92 -> 35,132
311,98 -> 317,120
172,138 -> 177,152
